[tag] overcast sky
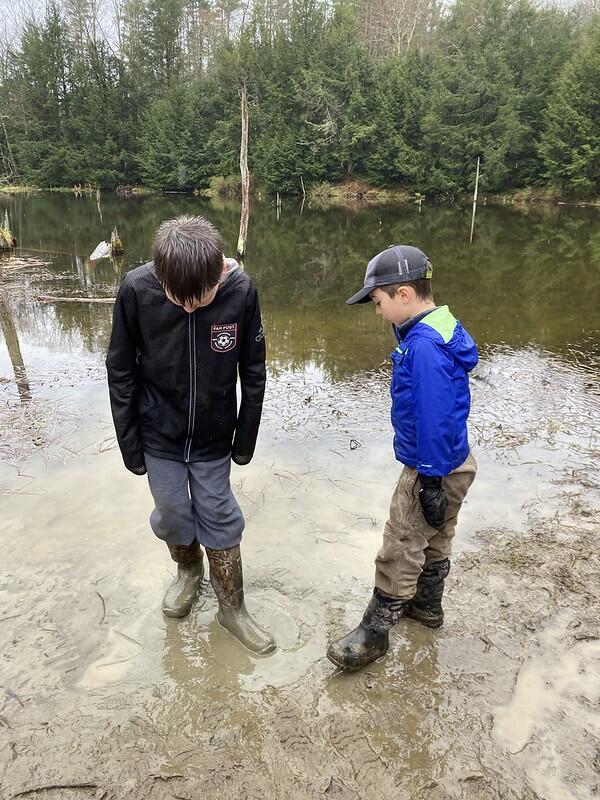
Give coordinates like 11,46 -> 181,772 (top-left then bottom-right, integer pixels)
1,0 -> 588,50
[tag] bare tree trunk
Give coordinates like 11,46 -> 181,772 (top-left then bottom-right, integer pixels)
0,116 -> 18,181
470,156 -> 480,245
236,81 -> 249,263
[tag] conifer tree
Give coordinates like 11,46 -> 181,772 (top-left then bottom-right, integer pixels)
540,20 -> 600,194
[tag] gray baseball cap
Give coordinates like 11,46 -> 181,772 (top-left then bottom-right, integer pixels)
346,244 -> 432,305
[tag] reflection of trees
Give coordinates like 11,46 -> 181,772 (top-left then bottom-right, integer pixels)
0,294 -> 31,402
0,193 -> 242,269
263,308 -> 395,380
247,201 -> 600,372
446,205 -> 600,350
11,300 -> 115,356
1,194 -> 598,382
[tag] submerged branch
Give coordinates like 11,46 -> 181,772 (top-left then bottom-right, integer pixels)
37,295 -> 115,304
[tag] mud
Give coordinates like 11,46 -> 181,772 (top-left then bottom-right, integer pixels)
1,198 -> 599,799
1,344 -> 599,800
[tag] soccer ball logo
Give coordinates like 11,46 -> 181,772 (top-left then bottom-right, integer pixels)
216,332 -> 233,349
211,323 -> 237,353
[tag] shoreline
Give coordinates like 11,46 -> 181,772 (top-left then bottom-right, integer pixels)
2,181 -> 599,208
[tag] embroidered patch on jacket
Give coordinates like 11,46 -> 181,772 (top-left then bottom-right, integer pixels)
211,323 -> 238,352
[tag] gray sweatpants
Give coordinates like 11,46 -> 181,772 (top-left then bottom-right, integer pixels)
144,452 -> 245,550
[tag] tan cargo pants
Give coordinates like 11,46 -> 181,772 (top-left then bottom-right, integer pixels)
374,453 -> 477,599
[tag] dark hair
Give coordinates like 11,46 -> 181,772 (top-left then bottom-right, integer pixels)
381,277 -> 433,301
153,215 -> 223,304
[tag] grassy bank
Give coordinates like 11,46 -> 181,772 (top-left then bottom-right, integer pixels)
484,186 -> 600,207
195,176 -> 412,206
0,184 -> 155,196
2,180 -> 598,208
307,180 -> 412,206
0,184 -> 42,194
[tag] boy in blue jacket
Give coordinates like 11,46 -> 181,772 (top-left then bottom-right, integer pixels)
327,245 -> 478,671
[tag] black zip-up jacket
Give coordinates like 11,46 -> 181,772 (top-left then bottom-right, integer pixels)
105,261 -> 266,472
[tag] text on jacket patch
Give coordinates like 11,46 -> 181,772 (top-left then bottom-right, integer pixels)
211,323 -> 238,352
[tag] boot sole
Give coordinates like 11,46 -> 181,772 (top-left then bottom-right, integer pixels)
326,647 -> 389,672
326,651 -> 366,672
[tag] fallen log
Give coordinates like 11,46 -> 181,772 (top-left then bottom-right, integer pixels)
37,295 -> 116,304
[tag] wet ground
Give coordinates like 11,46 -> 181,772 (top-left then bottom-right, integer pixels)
0,195 -> 599,799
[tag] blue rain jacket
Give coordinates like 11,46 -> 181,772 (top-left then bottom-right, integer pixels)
390,305 -> 477,477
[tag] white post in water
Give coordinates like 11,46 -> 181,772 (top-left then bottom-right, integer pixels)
470,156 -> 480,244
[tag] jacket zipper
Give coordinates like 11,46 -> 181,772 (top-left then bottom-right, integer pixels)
184,314 -> 197,461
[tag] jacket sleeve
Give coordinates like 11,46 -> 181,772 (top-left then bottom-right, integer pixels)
233,284 -> 266,464
105,278 -> 145,472
410,339 -> 456,477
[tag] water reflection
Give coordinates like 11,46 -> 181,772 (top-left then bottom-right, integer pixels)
0,294 -> 31,402
0,193 -> 598,389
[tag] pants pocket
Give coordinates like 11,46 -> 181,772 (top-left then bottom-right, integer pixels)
395,469 -> 419,523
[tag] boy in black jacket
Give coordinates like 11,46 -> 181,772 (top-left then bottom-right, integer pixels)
106,215 -> 275,655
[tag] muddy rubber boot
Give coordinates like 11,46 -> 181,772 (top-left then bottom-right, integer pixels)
205,545 -> 276,655
326,590 -> 410,672
162,541 -> 205,619
404,559 -> 450,629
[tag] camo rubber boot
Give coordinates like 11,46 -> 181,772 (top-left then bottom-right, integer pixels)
205,545 -> 276,655
162,540 -> 205,618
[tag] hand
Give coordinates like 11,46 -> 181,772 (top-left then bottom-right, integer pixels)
128,463 -> 147,476
232,451 -> 252,466
418,474 -> 447,529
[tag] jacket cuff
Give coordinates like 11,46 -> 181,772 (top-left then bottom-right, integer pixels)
232,402 -> 263,461
120,438 -> 145,474
418,473 -> 443,487
127,463 -> 147,476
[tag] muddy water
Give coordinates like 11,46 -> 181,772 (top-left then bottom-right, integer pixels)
0,194 -> 599,800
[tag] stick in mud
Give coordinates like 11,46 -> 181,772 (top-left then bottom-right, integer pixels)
94,589 -> 107,624
9,783 -> 97,798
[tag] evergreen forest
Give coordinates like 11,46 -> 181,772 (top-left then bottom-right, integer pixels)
1,0 -> 599,196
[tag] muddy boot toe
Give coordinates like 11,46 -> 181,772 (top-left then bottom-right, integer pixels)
327,624 -> 389,671
162,560 -> 205,618
217,603 -> 277,654
327,590 -> 410,672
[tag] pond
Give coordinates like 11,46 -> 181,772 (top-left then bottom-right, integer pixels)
1,192 -> 599,380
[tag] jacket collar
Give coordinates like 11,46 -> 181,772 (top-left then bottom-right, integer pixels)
393,307 -> 437,344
